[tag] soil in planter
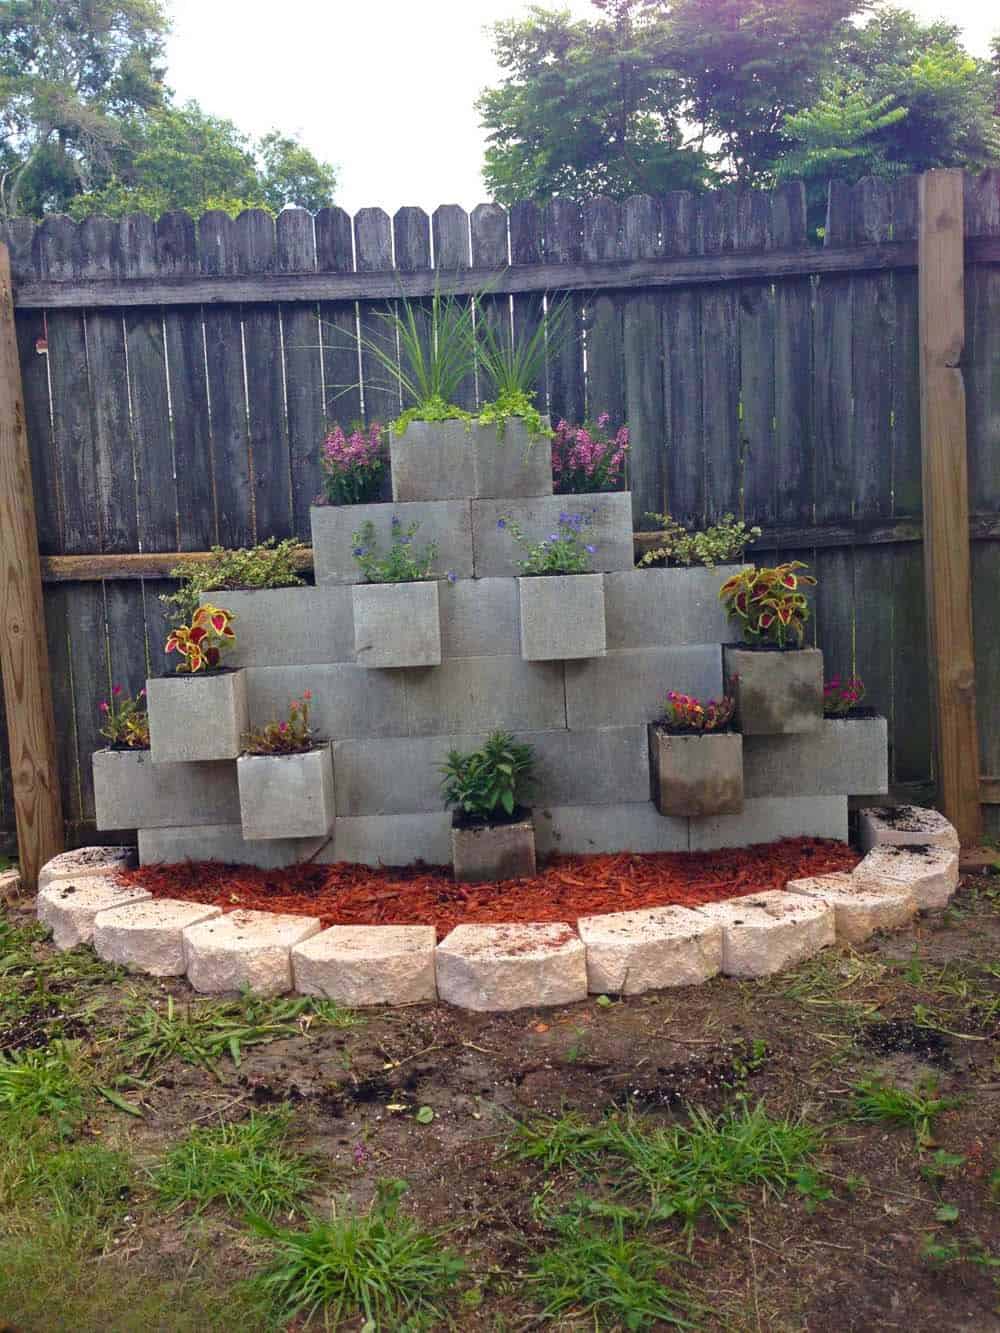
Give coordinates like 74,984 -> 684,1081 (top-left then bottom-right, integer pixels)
452,805 -> 532,830
824,706 -> 881,721
122,836 -> 859,941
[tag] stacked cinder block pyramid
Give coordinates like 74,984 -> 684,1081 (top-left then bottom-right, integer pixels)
94,430 -> 889,867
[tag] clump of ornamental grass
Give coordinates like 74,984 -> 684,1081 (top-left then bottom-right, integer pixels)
475,294 -> 570,439
552,415 -> 630,494
824,674 -> 866,716
98,685 -> 149,749
659,690 -> 736,734
351,516 -> 441,583
317,422 -> 385,505
162,538 -> 306,626
243,692 -> 317,756
499,509 -> 598,575
639,512 -> 761,568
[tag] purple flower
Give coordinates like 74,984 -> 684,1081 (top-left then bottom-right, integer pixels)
446,570 -> 457,583
585,543 -> 596,554
496,517 -> 506,529
391,514 -> 401,527
352,545 -> 367,557
549,533 -> 560,542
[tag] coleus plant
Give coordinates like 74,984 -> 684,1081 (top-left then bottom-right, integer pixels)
719,561 -> 817,648
165,603 -> 236,673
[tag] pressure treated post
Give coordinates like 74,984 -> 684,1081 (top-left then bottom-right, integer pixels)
0,243 -> 63,887
918,170 -> 982,844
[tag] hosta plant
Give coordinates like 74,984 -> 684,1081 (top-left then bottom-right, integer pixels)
352,516 -> 439,583
162,538 -> 305,626
318,423 -> 385,506
551,415 -> 630,494
98,686 -> 149,749
440,731 -> 535,821
719,562 -> 817,648
165,603 -> 236,673
660,690 -> 736,734
639,512 -> 761,568
824,674 -> 866,717
243,692 -> 316,755
500,510 -> 597,575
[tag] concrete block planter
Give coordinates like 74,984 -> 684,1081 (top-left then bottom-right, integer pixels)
451,813 -> 536,883
858,805 -> 960,853
723,645 -> 823,735
785,871 -> 916,944
93,899 -> 222,975
237,746 -> 335,841
311,500 -> 473,585
38,876 -> 151,950
352,580 -> 441,668
577,905 -> 723,995
293,925 -> 437,1005
390,419 -> 553,502
472,493 -> 634,578
183,909 -> 321,996
519,574 -> 606,661
436,922 -> 587,1012
93,749 -> 240,831
695,890 -> 835,977
648,726 -> 743,817
146,670 -> 248,763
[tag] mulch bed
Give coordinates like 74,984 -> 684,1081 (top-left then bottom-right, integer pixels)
122,837 -> 859,940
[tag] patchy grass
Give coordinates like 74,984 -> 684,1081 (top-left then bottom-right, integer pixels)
850,1077 -> 959,1149
0,1042 -> 89,1127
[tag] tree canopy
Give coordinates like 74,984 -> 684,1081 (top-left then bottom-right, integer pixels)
1,0 -> 336,220
480,0 -> 1000,205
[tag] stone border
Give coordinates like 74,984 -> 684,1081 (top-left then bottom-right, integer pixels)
31,809 -> 960,1012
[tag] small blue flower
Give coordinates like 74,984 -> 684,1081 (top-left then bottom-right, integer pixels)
585,543 -> 597,554
400,534 -> 412,545
496,517 -> 506,529
352,545 -> 367,557
446,570 -> 458,583
391,514 -> 401,527
549,533 -> 560,542
559,510 -> 571,524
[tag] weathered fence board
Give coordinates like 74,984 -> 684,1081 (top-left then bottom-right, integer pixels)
1,170 -> 999,847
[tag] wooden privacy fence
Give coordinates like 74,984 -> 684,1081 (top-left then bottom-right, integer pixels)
1,168 -> 999,882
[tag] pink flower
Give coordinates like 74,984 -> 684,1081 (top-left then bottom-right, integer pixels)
112,684 -> 122,696
99,701 -> 109,712
279,721 -> 289,733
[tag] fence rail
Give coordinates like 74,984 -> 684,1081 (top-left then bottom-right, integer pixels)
1,169 -> 999,860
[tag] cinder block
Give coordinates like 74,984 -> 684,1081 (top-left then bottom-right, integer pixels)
785,872 -> 915,945
38,876 -> 151,950
93,898 -> 222,975
688,795 -> 849,851
147,670 -> 249,764
649,728 -> 743,817
436,922 -> 587,1012
452,816 -> 536,882
93,750 -> 240,831
333,735 -> 483,816
139,824 -> 324,869
293,925 -> 438,1006
519,574 -> 606,661
183,909 -> 321,996
440,577 -> 520,658
38,846 -> 137,892
743,717 -> 888,799
530,727 -> 650,806
472,493 -> 634,578
577,906 -> 723,994
604,566 -> 743,649
723,646 -> 823,735
405,657 -> 566,736
565,646 -> 723,729
237,747 -> 336,840
352,580 -> 441,668
244,664 -> 408,740
207,588 -> 354,666
857,805 -> 960,853
695,890 -> 835,977
472,419 -> 553,499
390,419 -> 553,502
317,812 -> 452,866
534,804 -> 689,855
311,500 -> 473,585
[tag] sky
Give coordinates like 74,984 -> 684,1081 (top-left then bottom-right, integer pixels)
164,0 -> 997,215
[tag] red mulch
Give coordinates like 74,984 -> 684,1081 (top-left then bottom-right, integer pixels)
121,837 -> 859,941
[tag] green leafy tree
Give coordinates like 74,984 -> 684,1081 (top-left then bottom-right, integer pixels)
257,130 -> 337,213
0,0 -> 167,219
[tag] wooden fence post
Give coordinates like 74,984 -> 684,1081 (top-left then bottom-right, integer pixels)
918,170 -> 982,844
0,243 -> 64,887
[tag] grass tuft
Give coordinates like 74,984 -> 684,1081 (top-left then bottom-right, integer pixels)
0,1041 -> 88,1127
850,1077 -> 959,1148
251,1178 -> 467,1327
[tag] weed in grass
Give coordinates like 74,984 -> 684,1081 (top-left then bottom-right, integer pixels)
921,1150 -> 967,1183
511,1102 -> 823,1244
850,1077 -> 959,1149
251,1178 -> 466,1328
528,1209 -> 698,1330
0,1041 -> 87,1128
153,1109 -> 316,1218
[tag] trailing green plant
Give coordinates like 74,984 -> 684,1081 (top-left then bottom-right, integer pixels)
638,512 -> 761,568
152,1109 -> 316,1218
164,603 -> 236,674
98,685 -> 149,749
317,422 -> 385,506
719,562 -> 818,648
824,674 -> 866,716
499,509 -> 597,575
351,516 -> 439,583
243,692 -> 317,756
161,538 -> 306,627
659,690 -> 736,734
251,1178 -> 467,1328
552,415 -> 630,494
439,730 -> 535,821
478,388 -> 549,441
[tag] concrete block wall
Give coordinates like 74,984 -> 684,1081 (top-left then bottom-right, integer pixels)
105,474 -> 887,867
